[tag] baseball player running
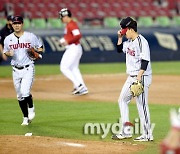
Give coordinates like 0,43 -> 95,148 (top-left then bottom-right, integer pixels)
112,17 -> 153,141
59,8 -> 88,96
3,15 -> 43,126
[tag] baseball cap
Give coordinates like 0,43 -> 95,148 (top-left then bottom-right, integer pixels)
12,15 -> 23,24
7,15 -> 14,21
120,17 -> 137,34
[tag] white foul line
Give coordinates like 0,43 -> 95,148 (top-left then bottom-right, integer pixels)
60,142 -> 86,148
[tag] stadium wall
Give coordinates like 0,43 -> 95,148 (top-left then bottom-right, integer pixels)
1,28 -> 180,65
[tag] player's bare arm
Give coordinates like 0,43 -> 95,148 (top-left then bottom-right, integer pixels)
137,70 -> 145,81
4,49 -> 14,57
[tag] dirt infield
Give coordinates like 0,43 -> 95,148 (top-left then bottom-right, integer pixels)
0,74 -> 179,153
0,135 -> 144,154
0,74 -> 179,104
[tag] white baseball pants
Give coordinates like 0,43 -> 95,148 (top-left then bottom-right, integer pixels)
12,64 -> 35,100
60,44 -> 86,89
118,75 -> 153,138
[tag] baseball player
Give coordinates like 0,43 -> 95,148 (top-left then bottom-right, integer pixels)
112,17 -> 153,141
59,8 -> 88,96
160,108 -> 180,153
0,15 -> 14,63
3,15 -> 43,126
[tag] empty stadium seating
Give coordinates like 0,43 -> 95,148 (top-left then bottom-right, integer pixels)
138,16 -> 154,27
0,0 -> 179,28
47,18 -> 63,29
155,16 -> 171,27
173,16 -> 180,26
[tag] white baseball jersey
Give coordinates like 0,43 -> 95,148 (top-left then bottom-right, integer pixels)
3,31 -> 42,66
3,31 -> 42,99
118,34 -> 153,140
122,34 -> 152,76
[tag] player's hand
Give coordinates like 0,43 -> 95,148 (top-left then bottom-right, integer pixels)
117,30 -> 123,38
137,75 -> 142,81
117,30 -> 123,45
5,50 -> 14,57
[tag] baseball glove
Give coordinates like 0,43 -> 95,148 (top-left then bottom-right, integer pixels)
130,80 -> 144,97
27,47 -> 42,61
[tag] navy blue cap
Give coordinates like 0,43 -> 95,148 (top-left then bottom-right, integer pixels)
12,16 -> 23,24
120,17 -> 137,32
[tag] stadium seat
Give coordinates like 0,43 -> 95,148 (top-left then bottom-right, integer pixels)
47,18 -> 63,29
103,17 -> 119,28
23,18 -> 31,29
155,16 -> 171,27
31,18 -> 46,29
138,16 -> 154,27
172,16 -> 180,27
1,0 -> 178,28
0,18 -> 6,28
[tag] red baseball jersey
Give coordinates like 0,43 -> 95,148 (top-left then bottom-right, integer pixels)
64,20 -> 81,45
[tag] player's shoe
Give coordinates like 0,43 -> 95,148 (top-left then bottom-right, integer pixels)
74,88 -> 88,96
71,88 -> 76,95
28,107 -> 35,121
133,135 -> 154,142
111,134 -> 132,140
21,117 -> 29,126
72,84 -> 84,94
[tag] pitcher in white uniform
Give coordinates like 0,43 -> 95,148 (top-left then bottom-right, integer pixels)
112,17 -> 153,141
3,16 -> 43,126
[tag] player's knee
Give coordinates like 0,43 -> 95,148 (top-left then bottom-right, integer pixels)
118,97 -> 129,105
21,91 -> 30,98
118,96 -> 125,103
60,64 -> 70,74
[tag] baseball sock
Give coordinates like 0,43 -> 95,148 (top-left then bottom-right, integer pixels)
26,94 -> 33,108
18,99 -> 28,117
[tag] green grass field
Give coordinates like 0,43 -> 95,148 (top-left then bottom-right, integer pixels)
1,61 -> 180,78
0,61 -> 180,153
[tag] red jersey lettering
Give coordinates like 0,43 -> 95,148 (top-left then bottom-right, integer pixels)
127,48 -> 135,56
9,43 -> 31,50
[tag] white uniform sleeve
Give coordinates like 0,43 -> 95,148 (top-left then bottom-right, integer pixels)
140,39 -> 150,61
122,41 -> 129,53
30,33 -> 43,49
